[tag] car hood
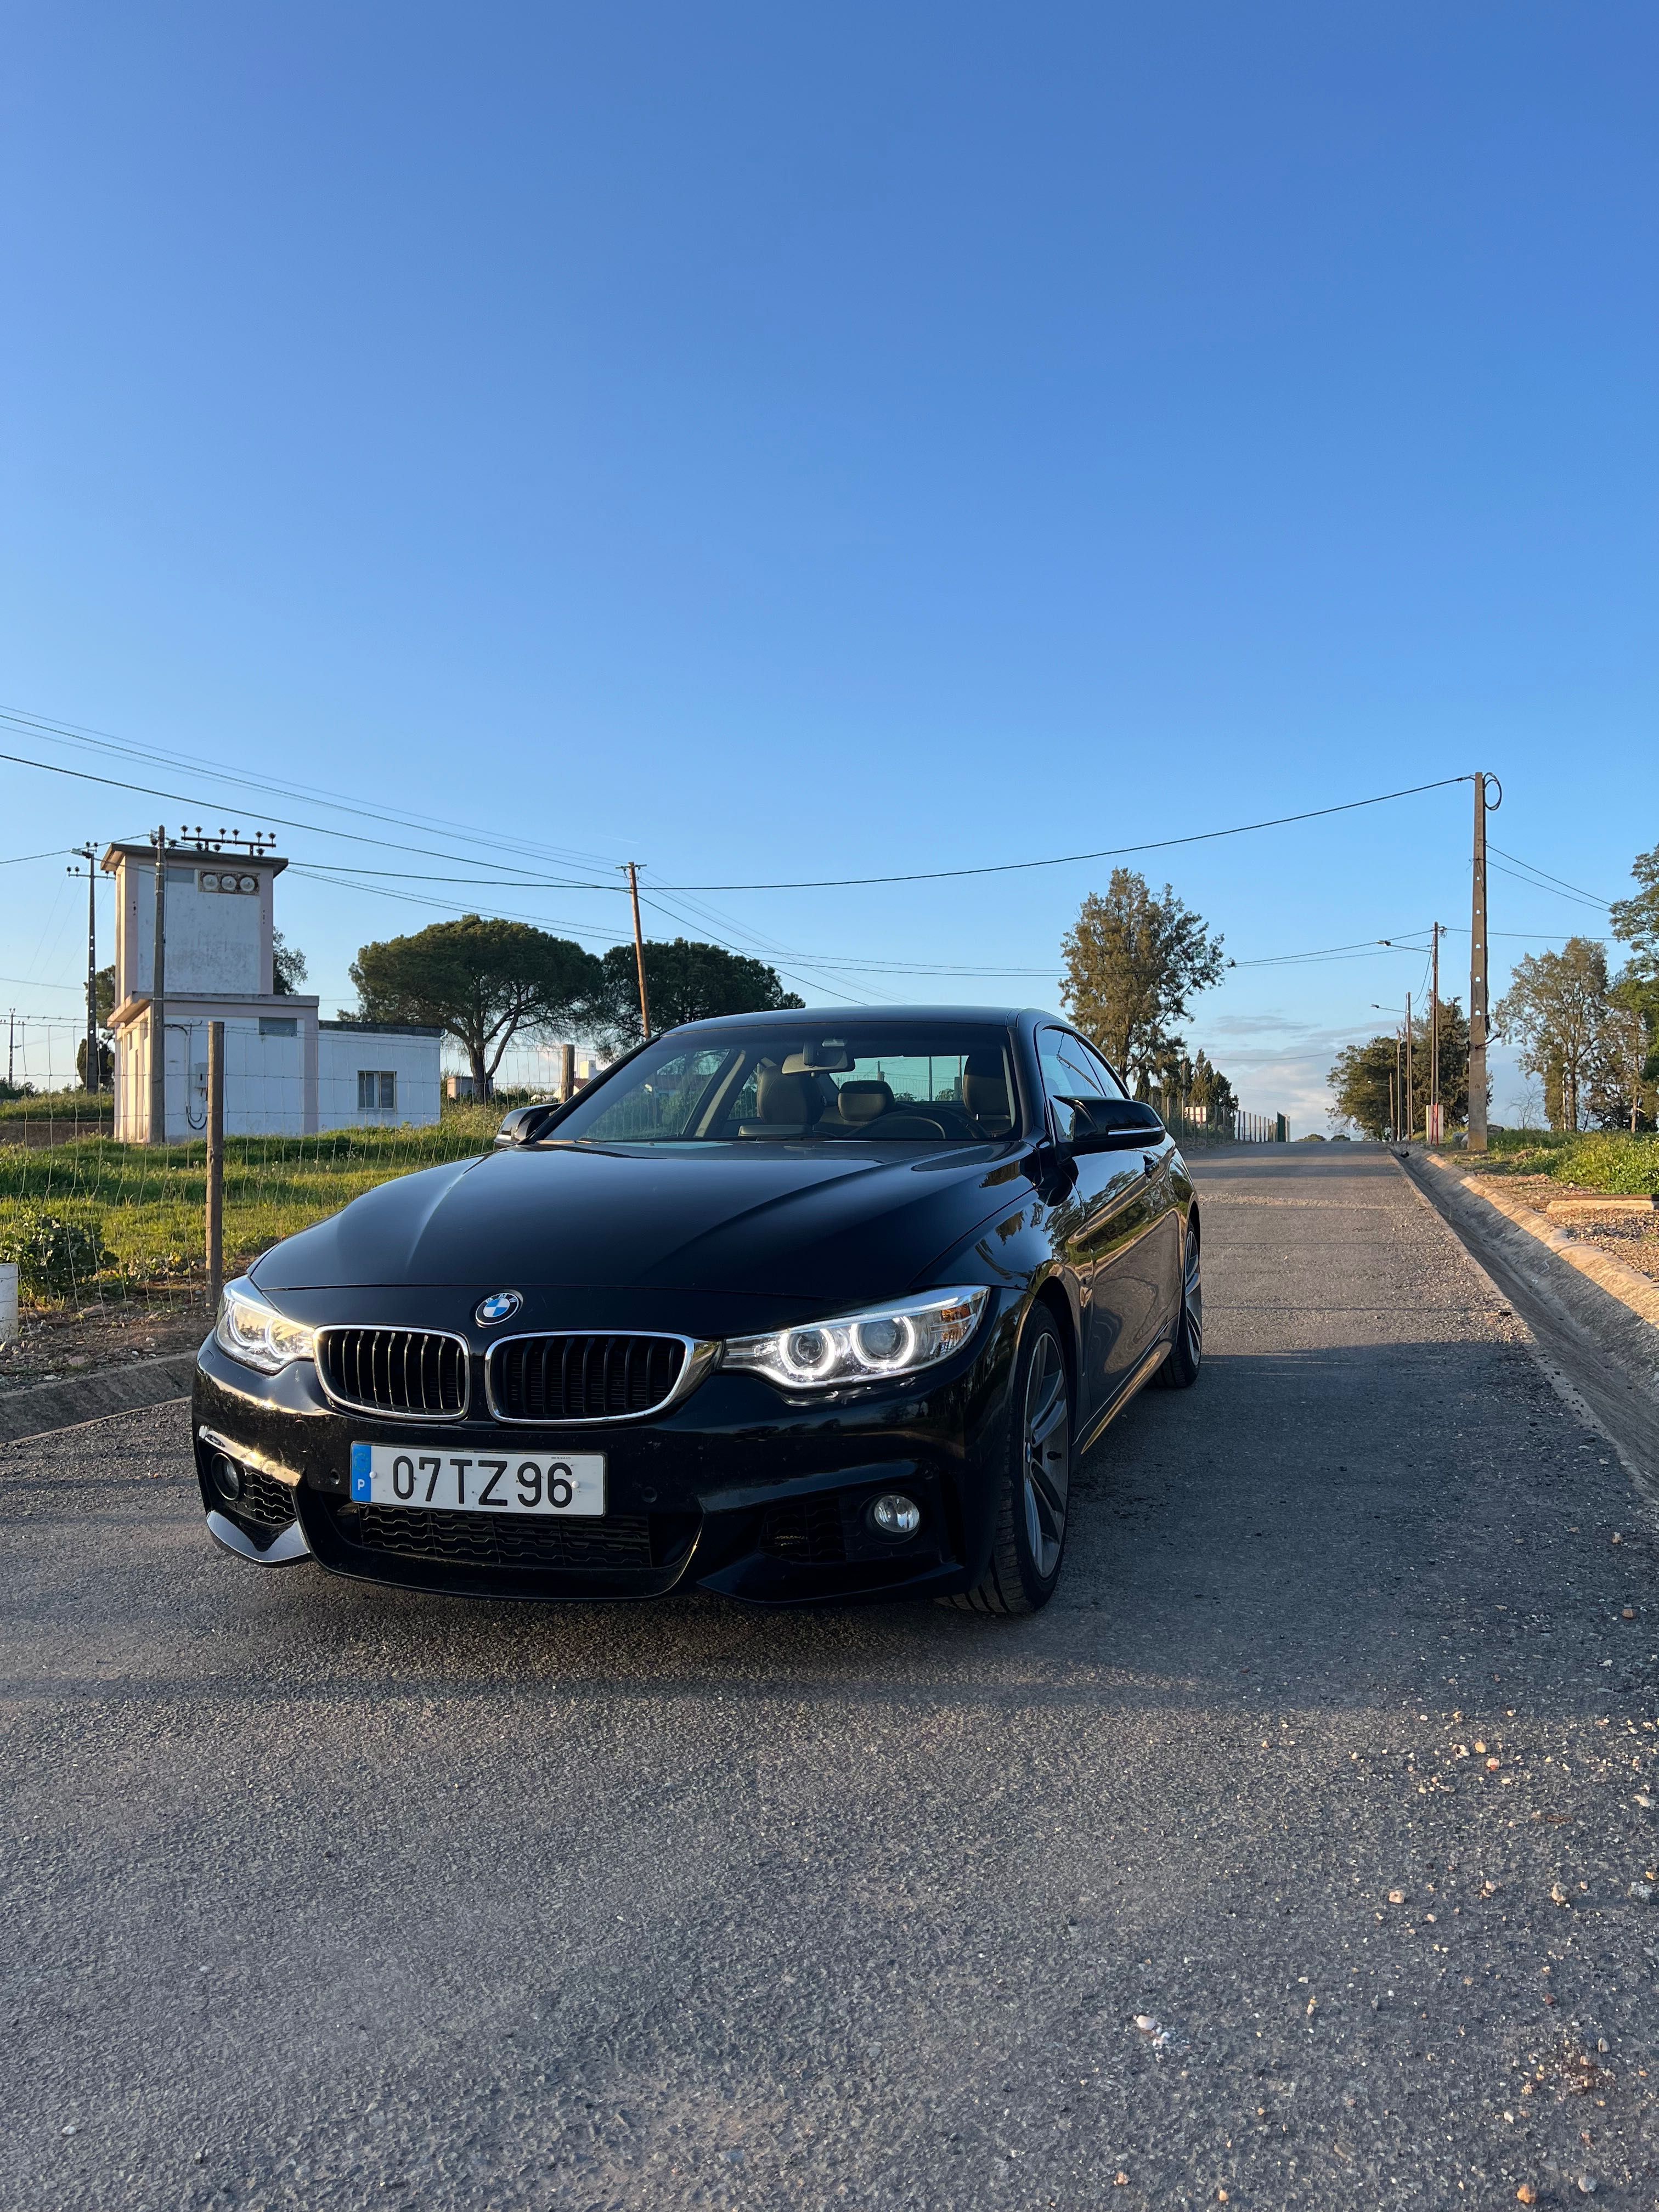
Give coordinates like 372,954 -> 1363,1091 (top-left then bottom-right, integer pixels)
251,1141 -> 1034,1304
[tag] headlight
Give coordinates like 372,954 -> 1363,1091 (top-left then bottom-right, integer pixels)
214,1278 -> 318,1375
722,1287 -> 990,1391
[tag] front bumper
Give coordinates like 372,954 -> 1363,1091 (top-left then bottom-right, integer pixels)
189,1301 -> 1021,1604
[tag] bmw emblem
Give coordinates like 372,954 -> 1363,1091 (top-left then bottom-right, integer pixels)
475,1290 -> 523,1327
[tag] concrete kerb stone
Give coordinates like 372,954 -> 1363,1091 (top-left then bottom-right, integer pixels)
0,1351 -> 199,1448
1413,1148 -> 1659,1332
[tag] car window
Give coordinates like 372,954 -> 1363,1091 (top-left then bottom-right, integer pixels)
555,1024 -> 1024,1144
1072,1036 -> 1128,1100
1038,1028 -> 1128,1140
569,1047 -> 737,1143
1039,1030 -> 1108,1103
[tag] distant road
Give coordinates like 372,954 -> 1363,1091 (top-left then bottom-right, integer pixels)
3,1143 -> 1654,2209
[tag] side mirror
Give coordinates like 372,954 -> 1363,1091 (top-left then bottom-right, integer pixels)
495,1103 -> 561,1147
1056,1095 -> 1165,1153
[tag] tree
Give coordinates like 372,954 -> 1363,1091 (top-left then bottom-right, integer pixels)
1328,1033 -> 1402,1139
1327,1000 -> 1470,1138
1494,937 -> 1612,1133
272,932 -> 308,995
1590,969 -> 1659,1132
347,915 -> 601,1096
75,1037 -> 114,1089
1060,871 -> 1227,1087
1611,840 -> 1659,979
1608,845 -> 1659,1131
592,938 -> 804,1053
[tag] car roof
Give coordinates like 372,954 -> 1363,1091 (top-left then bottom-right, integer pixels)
666,1005 -> 1057,1030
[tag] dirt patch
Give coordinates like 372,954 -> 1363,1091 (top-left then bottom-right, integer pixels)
1456,1164 -> 1659,1284
0,1296 -> 208,1396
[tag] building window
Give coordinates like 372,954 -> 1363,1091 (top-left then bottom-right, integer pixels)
259,1017 -> 297,1038
358,1070 -> 396,1110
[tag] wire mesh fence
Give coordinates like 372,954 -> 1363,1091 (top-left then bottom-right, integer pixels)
1,1106 -> 506,1309
1150,1089 -> 1289,1145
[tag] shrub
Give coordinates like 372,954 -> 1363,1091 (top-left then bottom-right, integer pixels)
0,1207 -> 112,1300
1550,1133 -> 1659,1195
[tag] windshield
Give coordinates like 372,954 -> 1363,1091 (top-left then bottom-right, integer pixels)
553,1024 -> 1025,1146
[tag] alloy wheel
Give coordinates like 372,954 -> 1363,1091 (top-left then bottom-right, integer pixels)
1181,1231 -> 1203,1359
1020,1330 -> 1070,1580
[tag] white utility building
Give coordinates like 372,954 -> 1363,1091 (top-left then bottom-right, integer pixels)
101,840 -> 442,1142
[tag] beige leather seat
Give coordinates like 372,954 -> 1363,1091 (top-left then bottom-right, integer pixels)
962,1052 -> 1013,1135
832,1079 -> 895,1127
736,1066 -> 821,1138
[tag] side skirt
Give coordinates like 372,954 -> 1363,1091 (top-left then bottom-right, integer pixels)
1075,1338 -> 1170,1459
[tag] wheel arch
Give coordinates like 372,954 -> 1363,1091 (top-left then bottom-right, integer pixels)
1029,1274 -> 1079,1410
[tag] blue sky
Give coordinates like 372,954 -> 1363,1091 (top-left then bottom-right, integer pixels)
3,3 -> 1655,1122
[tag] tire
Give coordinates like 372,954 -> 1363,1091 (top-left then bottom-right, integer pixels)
1153,1214 -> 1202,1389
946,1308 -> 1072,1616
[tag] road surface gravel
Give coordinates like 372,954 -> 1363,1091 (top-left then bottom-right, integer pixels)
3,1142 -> 1656,2210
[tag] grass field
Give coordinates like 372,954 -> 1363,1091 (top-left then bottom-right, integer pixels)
1479,1126 -> 1659,1193
0,1107 -> 501,1298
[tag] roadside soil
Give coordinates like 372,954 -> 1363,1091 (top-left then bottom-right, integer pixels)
1452,1159 -> 1659,1284
0,1294 -> 206,1396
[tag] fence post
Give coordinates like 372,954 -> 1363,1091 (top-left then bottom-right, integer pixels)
205,1019 -> 225,1313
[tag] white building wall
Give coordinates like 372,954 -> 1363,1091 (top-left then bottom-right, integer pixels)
115,1013 -> 312,1141
318,1027 -> 441,1130
116,861 -> 269,999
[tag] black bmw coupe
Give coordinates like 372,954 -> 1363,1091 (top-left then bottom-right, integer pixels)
191,1007 -> 1201,1613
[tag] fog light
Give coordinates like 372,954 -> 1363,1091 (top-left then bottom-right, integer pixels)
868,1492 -> 922,1538
210,1454 -> 244,1504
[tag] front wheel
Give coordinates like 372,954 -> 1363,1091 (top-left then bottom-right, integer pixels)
1154,1216 -> 1202,1389
947,1310 -> 1072,1616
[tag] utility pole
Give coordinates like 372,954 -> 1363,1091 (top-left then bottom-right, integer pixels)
1468,772 -> 1494,1153
1429,923 -> 1442,1146
624,862 -> 651,1037
149,825 -> 168,1146
5,1008 -> 13,1090
1404,992 -> 1414,1143
205,1020 -> 225,1312
69,843 -> 100,1097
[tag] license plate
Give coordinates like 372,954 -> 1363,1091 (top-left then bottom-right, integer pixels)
350,1442 -> 606,1517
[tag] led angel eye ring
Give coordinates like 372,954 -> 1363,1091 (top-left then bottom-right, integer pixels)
781,1327 -> 837,1380
851,1316 -> 917,1370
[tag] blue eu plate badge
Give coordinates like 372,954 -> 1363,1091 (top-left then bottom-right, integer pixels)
351,1442 -> 373,1502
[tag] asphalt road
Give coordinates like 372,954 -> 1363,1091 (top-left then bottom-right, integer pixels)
3,1143 -> 1657,2211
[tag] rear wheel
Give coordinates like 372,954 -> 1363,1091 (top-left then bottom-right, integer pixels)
1154,1215 -> 1202,1389
947,1310 -> 1071,1616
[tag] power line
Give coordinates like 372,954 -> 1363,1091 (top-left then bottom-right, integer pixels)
0,702 -> 629,885
1486,858 -> 1607,911
644,776 -> 1475,891
1231,934 -> 1430,969
0,744 -> 633,884
1487,843 -> 1615,907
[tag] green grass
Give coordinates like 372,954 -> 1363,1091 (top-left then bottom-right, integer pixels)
0,1107 -> 501,1292
1479,1126 -> 1659,1194
0,1088 -> 112,1123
